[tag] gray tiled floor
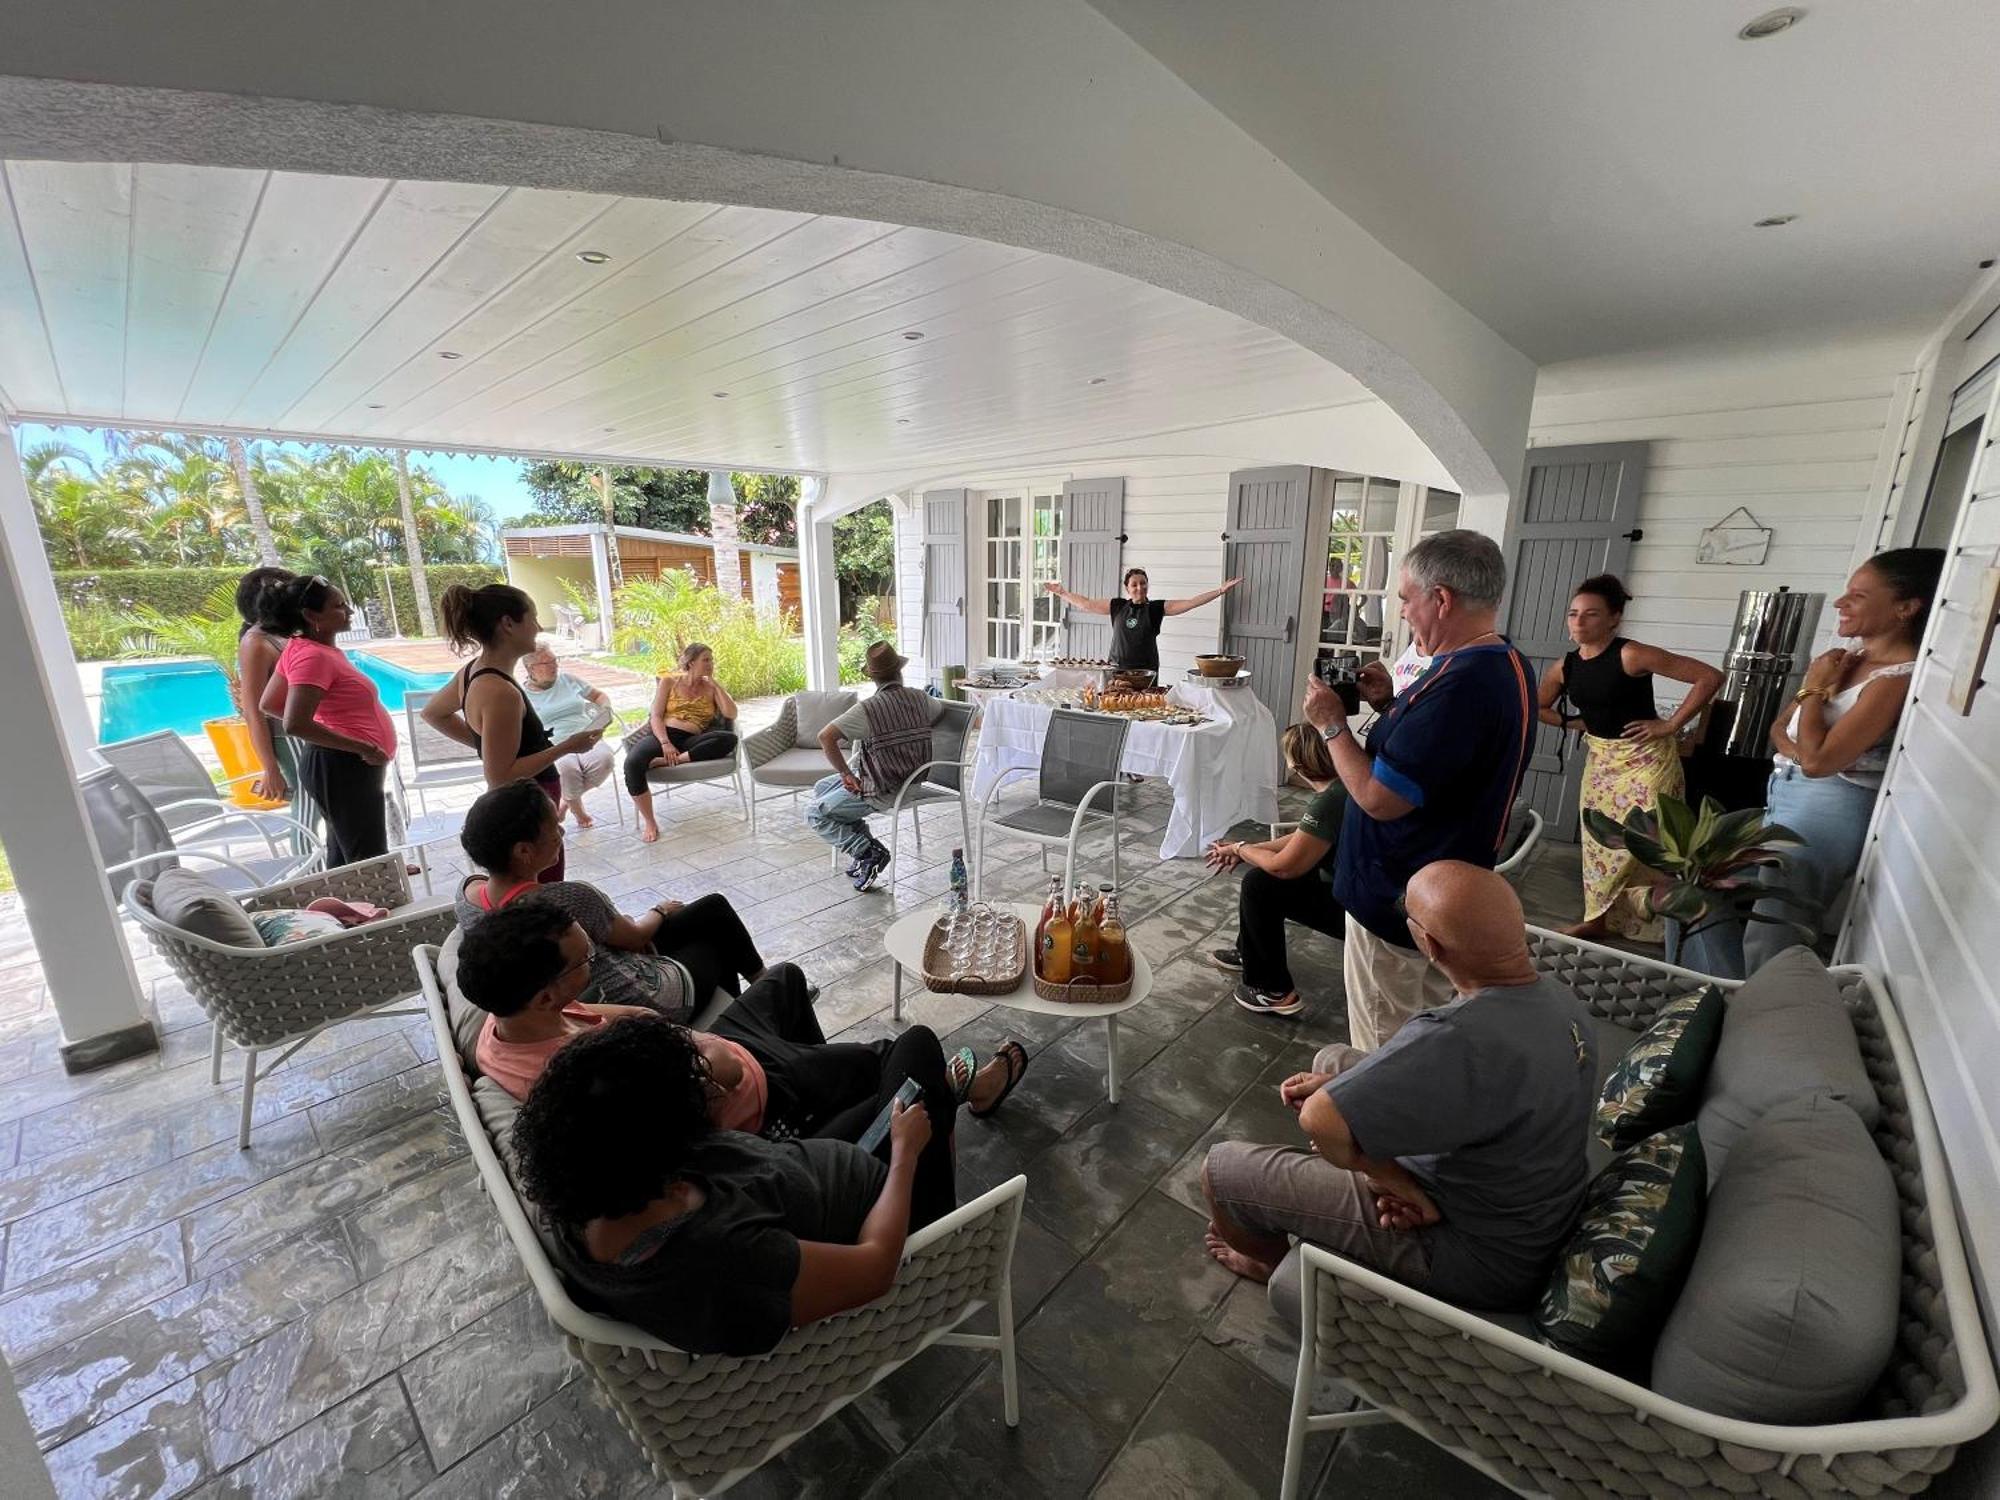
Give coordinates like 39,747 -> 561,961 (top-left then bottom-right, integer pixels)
0,728 -> 1590,1499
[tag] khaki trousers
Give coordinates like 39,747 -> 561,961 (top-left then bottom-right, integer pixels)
1342,913 -> 1453,1050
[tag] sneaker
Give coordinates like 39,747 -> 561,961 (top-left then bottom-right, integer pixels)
1233,982 -> 1304,1018
1206,947 -> 1244,973
851,842 -> 892,892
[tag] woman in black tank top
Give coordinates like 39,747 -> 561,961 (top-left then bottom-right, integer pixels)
420,583 -> 607,880
1533,575 -> 1723,943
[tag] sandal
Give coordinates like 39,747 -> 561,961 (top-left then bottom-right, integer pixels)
943,1045 -> 979,1105
968,1041 -> 1029,1118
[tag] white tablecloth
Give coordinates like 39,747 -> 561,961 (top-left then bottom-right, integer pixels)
971,683 -> 1281,858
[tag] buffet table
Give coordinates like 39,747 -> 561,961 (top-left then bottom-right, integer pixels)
970,682 -> 1281,859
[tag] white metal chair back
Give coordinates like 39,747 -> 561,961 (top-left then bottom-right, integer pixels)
97,730 -> 222,832
402,688 -> 481,772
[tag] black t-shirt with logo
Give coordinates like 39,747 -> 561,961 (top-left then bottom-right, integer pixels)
1108,598 -> 1167,669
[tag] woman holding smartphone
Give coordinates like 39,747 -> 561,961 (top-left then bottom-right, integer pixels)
258,576 -> 396,868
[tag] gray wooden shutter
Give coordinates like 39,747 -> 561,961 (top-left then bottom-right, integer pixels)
921,489 -> 967,676
1502,443 -> 1648,841
1060,477 -> 1125,658
1947,355 -> 1996,436
1221,466 -> 1313,723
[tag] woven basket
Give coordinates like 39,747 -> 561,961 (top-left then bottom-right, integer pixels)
1031,967 -> 1134,1005
920,913 -> 1028,995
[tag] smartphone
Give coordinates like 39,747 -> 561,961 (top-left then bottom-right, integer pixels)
1315,656 -> 1361,715
858,1076 -> 925,1154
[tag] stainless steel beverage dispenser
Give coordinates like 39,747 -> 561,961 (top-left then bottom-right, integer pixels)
1711,587 -> 1826,756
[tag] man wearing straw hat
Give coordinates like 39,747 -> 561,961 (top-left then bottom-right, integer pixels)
807,640 -> 949,891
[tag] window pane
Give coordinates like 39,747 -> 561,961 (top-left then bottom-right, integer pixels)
1362,481 -> 1398,532
1004,582 -> 1020,620
1422,489 -> 1462,532
988,582 -> 1003,616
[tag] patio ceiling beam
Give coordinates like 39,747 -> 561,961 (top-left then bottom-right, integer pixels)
0,423 -> 155,1070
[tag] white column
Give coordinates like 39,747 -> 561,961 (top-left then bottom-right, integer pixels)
0,426 -> 154,1069
589,528 -> 615,645
797,484 -> 840,689
0,430 -> 96,762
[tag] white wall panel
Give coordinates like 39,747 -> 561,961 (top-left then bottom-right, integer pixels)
1528,348 -> 1911,701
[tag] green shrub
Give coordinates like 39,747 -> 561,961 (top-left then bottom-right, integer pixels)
612,573 -> 806,698
62,603 -> 136,661
837,605 -> 897,685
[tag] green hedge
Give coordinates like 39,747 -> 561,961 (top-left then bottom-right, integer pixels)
56,563 -> 505,659
56,565 -> 503,628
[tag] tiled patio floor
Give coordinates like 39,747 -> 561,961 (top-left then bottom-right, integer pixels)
0,719 -> 1588,1499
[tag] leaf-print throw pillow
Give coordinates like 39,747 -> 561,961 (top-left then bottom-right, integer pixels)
1595,986 -> 1725,1151
1534,1124 -> 1706,1380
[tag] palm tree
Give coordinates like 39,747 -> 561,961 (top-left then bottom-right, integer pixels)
226,436 -> 282,567
390,449 -> 437,636
34,472 -> 148,567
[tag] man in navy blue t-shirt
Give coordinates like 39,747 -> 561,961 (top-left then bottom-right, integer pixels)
1299,530 -> 1534,1049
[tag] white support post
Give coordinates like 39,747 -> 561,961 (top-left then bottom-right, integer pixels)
798,481 -> 840,690
0,425 -> 155,1070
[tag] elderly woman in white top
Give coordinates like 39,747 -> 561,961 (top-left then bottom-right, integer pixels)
522,642 -> 616,827
1676,548 -> 1945,978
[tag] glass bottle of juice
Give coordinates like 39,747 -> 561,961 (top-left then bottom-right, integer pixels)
1043,897 -> 1075,983
1092,883 -> 1111,925
1096,887 -> 1129,984
1070,886 -> 1100,983
1034,875 -> 1064,969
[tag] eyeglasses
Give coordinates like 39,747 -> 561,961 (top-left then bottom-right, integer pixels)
553,953 -> 592,985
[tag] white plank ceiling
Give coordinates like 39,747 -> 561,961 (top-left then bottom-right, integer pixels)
0,160 -> 1373,475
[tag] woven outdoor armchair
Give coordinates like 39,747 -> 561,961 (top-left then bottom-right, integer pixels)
414,939 -> 1028,1498
1280,929 -> 1999,1499
125,855 -> 455,1149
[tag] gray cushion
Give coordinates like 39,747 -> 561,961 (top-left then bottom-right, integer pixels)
145,868 -> 265,949
792,690 -> 857,750
647,756 -> 737,787
755,747 -> 837,788
1697,947 -> 1877,1187
1534,1123 -> 1706,1382
1652,1092 -> 1899,1422
435,927 -> 486,1073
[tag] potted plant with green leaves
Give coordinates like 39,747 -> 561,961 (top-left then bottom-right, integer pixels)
121,584 -> 280,806
1581,793 -> 1811,975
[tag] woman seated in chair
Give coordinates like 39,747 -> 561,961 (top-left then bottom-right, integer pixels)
521,640 -> 617,828
455,778 -> 770,1020
513,1013 -> 961,1356
1202,724 -> 1348,1020
624,642 -> 740,844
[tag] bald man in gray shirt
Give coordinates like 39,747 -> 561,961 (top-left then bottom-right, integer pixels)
1202,861 -> 1597,1311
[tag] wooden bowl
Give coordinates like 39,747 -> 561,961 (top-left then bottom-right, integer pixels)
1193,654 -> 1247,678
1108,668 -> 1156,691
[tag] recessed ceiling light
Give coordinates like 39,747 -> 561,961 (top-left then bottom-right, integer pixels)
366,403 -> 386,410
1738,7 -> 1805,40
1753,214 -> 1798,228
897,418 -> 911,425
575,249 -> 612,265
712,391 -> 729,399
438,350 -> 462,360
901,331 -> 924,341
602,426 -> 616,434
1088,377 -> 1107,386
1981,257 -> 1996,270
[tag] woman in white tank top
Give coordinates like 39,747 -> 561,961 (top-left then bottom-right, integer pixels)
1726,548 -> 1944,976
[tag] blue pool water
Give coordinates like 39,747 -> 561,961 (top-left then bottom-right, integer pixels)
97,653 -> 452,744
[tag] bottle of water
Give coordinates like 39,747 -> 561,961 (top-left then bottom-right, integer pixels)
948,847 -> 969,911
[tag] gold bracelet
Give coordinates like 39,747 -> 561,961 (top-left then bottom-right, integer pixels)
1793,686 -> 1831,704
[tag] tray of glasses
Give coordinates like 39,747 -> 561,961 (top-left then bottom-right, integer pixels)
920,906 -> 1029,995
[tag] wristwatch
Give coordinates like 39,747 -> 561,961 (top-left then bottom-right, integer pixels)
1320,721 -> 1348,743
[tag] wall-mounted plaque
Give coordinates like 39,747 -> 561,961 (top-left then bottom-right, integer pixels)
1696,506 -> 1773,566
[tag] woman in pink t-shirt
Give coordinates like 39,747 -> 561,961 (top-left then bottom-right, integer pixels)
258,576 -> 398,868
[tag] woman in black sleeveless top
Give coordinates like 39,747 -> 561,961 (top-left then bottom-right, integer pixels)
1534,575 -> 1722,942
420,583 -> 605,881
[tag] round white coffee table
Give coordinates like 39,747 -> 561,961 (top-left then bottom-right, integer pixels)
884,902 -> 1154,1104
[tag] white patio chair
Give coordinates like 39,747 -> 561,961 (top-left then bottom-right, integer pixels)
1276,930 -> 2000,1500
123,854 -> 455,1148
738,690 -> 857,837
95,730 -> 324,880
81,763 -> 321,899
629,710 -> 750,828
973,708 -> 1130,900
414,935 -> 1027,1497
394,688 -> 488,828
1493,799 -> 1544,879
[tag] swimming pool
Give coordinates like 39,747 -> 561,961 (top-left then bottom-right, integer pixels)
97,653 -> 453,744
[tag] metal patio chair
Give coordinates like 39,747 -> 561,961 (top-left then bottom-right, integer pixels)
96,729 -> 323,879
630,710 -> 749,829
394,688 -> 489,828
415,934 -> 1026,1497
880,698 -> 975,896
81,763 -> 320,899
973,708 -> 1130,900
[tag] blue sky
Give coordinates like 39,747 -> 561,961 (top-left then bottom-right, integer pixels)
14,423 -> 540,517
